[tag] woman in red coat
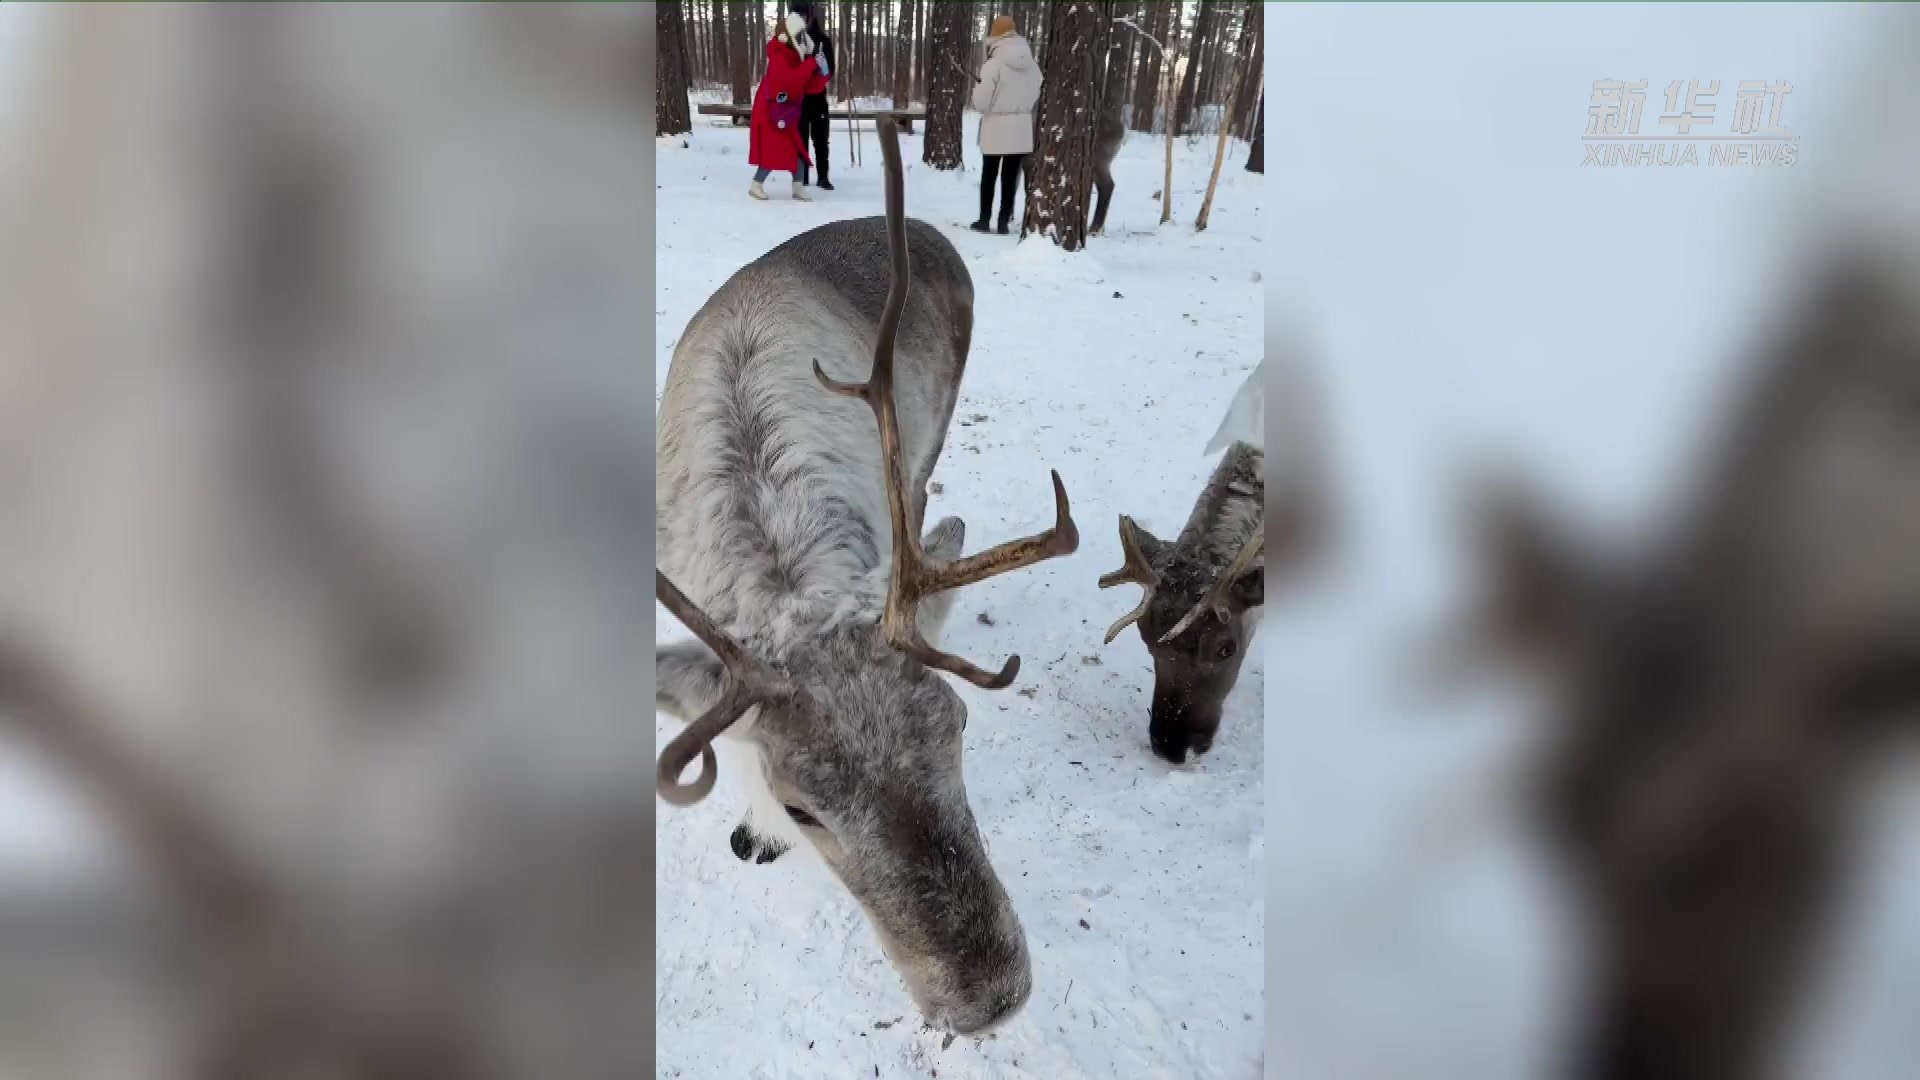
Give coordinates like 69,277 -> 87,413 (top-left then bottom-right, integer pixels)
749,14 -> 832,201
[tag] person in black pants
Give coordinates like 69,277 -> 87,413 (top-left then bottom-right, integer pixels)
793,2 -> 835,191
968,17 -> 1040,234
978,154 -> 1024,234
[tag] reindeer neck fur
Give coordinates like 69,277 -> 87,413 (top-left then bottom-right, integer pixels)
1162,441 -> 1265,603
656,218 -> 973,659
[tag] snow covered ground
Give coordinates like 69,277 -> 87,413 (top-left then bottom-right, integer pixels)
1267,6 -> 1920,1080
654,98 -> 1265,1078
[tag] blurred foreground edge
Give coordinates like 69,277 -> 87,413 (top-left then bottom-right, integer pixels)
1,5 -> 657,1078
1455,9 -> 1920,1077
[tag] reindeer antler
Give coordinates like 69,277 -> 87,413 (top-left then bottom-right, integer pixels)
812,119 -> 1079,690
1098,515 -> 1161,644
655,570 -> 798,805
1159,528 -> 1265,644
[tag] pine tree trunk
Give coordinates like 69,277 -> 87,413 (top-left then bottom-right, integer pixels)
1130,0 -> 1169,132
914,0 -> 929,102
1174,0 -> 1214,136
657,1 -> 694,137
1232,0 -> 1262,137
894,0 -> 913,107
1244,91 -> 1263,173
1101,1 -> 1136,120
923,0 -> 970,169
1024,2 -> 1106,250
729,1 -> 751,105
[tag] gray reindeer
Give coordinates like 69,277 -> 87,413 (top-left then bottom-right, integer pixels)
654,119 -> 1079,1036
1461,247 -> 1920,1080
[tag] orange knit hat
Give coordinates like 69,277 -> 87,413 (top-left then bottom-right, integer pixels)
988,14 -> 1016,40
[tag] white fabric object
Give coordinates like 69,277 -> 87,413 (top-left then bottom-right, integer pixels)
1204,360 -> 1265,455
971,35 -> 1041,155
783,14 -> 813,57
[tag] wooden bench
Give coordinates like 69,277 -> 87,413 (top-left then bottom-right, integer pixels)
695,102 -> 925,135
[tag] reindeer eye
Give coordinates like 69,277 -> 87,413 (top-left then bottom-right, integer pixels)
784,804 -> 821,828
1214,639 -> 1237,661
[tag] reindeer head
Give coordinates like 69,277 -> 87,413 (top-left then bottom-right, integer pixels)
654,120 -> 1077,1036
1462,249 -> 1920,1079
1098,515 -> 1263,763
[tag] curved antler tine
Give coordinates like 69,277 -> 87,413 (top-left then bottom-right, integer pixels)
904,637 -> 1021,690
656,692 -> 755,806
1099,515 -> 1160,645
812,358 -> 867,399
657,741 -> 718,806
1048,470 -> 1079,550
1103,601 -> 1151,647
1099,515 -> 1159,589
656,569 -> 783,805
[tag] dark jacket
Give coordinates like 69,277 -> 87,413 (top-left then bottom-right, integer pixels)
803,32 -> 835,115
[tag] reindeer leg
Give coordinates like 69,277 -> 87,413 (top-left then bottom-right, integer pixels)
1091,163 -> 1114,236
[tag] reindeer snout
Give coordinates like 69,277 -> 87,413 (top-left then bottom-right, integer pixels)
935,955 -> 1032,1036
1149,692 -> 1220,764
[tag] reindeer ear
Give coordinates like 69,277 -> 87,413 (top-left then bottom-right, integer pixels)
1228,566 -> 1264,612
656,640 -> 727,722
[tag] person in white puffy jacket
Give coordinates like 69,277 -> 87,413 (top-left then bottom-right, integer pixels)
968,16 -> 1041,235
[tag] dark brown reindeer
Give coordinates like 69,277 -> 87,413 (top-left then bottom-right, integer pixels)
1098,442 -> 1266,763
1098,358 -> 1325,763
1088,95 -> 1126,238
1463,247 -> 1920,1080
654,119 -> 1079,1035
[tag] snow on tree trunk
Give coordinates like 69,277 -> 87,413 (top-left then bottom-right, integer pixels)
657,1 -> 694,137
923,1 -> 970,169
1023,2 -> 1107,251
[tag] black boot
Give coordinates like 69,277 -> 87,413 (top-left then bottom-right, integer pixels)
969,220 -> 992,233
997,216 -> 1012,235
817,164 -> 833,191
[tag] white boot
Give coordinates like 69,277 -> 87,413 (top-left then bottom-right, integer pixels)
748,181 -> 768,200
792,179 -> 812,201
